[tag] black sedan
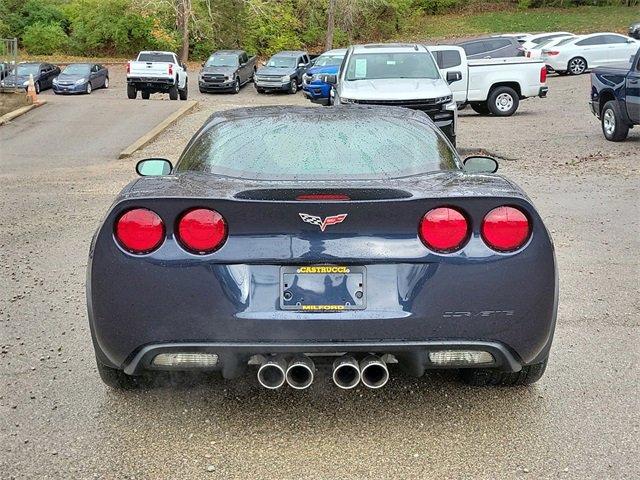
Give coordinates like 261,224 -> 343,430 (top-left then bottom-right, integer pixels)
53,63 -> 109,95
0,62 -> 60,93
87,106 -> 557,391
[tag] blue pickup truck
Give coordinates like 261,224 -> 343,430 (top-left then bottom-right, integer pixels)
590,48 -> 640,141
302,48 -> 346,105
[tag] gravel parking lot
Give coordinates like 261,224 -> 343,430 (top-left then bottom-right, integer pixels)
1,66 -> 638,479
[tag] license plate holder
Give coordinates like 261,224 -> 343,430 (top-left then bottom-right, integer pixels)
280,266 -> 366,311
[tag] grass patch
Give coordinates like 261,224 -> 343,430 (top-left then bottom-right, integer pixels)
402,6 -> 639,41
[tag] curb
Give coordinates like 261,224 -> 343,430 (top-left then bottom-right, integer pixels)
119,100 -> 198,159
0,101 -> 47,126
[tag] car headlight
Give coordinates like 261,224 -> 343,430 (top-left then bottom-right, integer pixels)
23,80 -> 29,86
53,77 -> 58,84
281,75 -> 290,82
340,97 -> 355,104
435,95 -> 453,104
444,100 -> 457,111
74,78 -> 86,85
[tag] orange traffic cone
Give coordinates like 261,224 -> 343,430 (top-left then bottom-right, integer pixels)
26,73 -> 38,104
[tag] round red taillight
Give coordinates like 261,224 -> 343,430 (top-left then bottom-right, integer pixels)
177,208 -> 227,254
482,206 -> 530,252
419,207 -> 469,252
115,208 -> 164,254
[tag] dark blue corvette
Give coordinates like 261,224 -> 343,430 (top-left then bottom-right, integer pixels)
88,106 -> 557,390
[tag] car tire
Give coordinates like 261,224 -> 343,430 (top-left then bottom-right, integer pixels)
470,102 -> 491,115
256,86 -> 265,94
487,86 -> 519,116
567,56 -> 587,75
85,82 -> 92,95
104,77 -> 109,89
96,358 -> 144,390
34,81 -> 40,94
127,84 -> 137,99
288,79 -> 298,94
251,67 -> 257,82
601,100 -> 630,142
459,358 -> 548,386
169,84 -> 179,100
233,77 -> 240,94
141,91 -> 150,100
179,83 -> 188,100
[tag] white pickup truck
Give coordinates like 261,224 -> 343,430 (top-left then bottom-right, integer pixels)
430,45 -> 548,116
126,51 -> 188,100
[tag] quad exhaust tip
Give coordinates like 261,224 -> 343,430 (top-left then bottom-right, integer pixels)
332,356 -> 361,390
285,355 -> 315,390
360,355 -> 389,389
257,355 -> 287,389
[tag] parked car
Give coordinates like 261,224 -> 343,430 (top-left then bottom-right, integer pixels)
525,35 -> 575,60
254,51 -> 312,94
53,63 -> 109,95
87,105 -> 557,391
496,33 -> 532,43
327,44 -> 458,144
590,48 -> 640,141
0,62 -> 60,93
198,50 -> 257,94
520,32 -> 573,51
127,51 -> 188,100
629,21 -> 640,40
302,48 -> 347,105
542,33 -> 639,75
456,36 -> 524,59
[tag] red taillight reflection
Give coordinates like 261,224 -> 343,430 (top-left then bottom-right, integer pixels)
482,206 -> 530,252
540,66 -> 547,83
115,208 -> 164,254
177,208 -> 227,254
296,194 -> 351,201
419,207 -> 469,252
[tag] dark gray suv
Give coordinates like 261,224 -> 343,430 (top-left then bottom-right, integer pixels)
456,36 -> 524,60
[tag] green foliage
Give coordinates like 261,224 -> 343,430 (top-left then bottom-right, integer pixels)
22,21 -> 69,54
245,0 -> 302,56
414,0 -> 463,14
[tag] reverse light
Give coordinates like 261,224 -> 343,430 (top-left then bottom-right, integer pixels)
482,206 -> 530,252
419,207 -> 469,252
115,208 -> 164,254
429,350 -> 494,366
177,208 -> 227,254
152,353 -> 219,368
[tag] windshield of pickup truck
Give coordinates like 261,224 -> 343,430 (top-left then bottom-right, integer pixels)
137,53 -> 175,63
267,56 -> 297,68
345,52 -> 440,81
206,55 -> 239,67
176,113 -> 458,180
314,54 -> 344,67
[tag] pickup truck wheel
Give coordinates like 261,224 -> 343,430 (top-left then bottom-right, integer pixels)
601,100 -> 630,142
179,83 -> 188,100
256,86 -> 265,94
288,79 -> 298,94
169,84 -> 179,100
127,84 -> 137,99
141,91 -> 150,100
470,102 -> 491,115
488,86 -> 519,116
233,77 -> 240,94
460,358 -> 548,386
567,57 -> 587,75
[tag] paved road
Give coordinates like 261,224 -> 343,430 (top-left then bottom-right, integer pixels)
0,74 -> 639,479
0,89 -> 184,172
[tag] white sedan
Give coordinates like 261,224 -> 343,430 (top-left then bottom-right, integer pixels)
542,33 -> 640,75
525,35 -> 575,60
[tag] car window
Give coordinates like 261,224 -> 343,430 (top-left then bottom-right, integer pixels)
176,114 -> 459,180
240,53 -> 248,64
603,35 -> 627,44
555,37 -> 576,47
576,36 -> 607,46
485,38 -> 511,51
304,55 -> 310,64
138,52 -> 175,63
462,41 -> 487,56
434,50 -> 462,69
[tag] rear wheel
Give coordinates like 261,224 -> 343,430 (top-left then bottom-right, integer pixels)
34,81 -> 41,94
179,83 -> 188,100
169,84 -> 178,100
460,358 -> 548,386
487,86 -> 519,116
601,100 -> 629,142
470,102 -> 491,115
567,57 -> 587,75
127,84 -> 137,99
141,91 -> 150,100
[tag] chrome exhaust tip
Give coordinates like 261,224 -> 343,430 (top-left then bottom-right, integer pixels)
285,355 -> 315,390
360,355 -> 389,389
256,355 -> 287,389
332,356 -> 361,390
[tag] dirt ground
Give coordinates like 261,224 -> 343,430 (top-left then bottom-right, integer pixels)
0,66 -> 639,479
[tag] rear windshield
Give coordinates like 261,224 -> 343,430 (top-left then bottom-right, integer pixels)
138,53 -> 174,63
345,52 -> 440,81
176,114 -> 458,180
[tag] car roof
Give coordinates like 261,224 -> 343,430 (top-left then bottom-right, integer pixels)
351,43 -> 428,54
273,51 -> 307,57
322,48 -> 348,55
138,51 -> 175,55
527,32 -> 572,40
213,50 -> 244,55
18,62 -> 43,66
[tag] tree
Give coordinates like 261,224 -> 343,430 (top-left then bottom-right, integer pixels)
325,0 -> 336,50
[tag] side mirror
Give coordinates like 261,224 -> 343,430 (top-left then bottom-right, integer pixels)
136,158 -> 173,176
463,156 -> 499,174
322,74 -> 337,85
446,71 -> 462,84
